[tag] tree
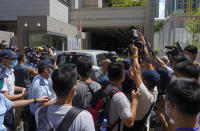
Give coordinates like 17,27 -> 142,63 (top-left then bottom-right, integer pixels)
154,20 -> 165,32
184,8 -> 200,45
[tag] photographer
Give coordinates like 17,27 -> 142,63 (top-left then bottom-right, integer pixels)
123,43 -> 159,131
153,54 -> 188,80
184,45 -> 198,63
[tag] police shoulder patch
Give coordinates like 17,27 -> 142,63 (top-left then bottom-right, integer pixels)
39,78 -> 46,86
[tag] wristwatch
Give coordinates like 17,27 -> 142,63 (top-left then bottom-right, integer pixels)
34,98 -> 38,103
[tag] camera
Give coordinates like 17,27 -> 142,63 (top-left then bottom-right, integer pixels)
129,26 -> 143,50
165,42 -> 183,65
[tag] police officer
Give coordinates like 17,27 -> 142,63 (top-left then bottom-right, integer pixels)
0,64 -> 50,131
0,49 -> 27,130
29,59 -> 56,115
0,49 -> 26,100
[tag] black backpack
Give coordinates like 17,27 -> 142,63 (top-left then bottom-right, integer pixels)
37,106 -> 82,131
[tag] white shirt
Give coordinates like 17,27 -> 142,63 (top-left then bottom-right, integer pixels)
166,66 -> 174,78
1,67 -> 15,95
35,105 -> 95,131
136,83 -> 158,131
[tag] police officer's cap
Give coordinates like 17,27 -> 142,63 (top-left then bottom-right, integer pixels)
0,49 -> 18,59
37,59 -> 55,69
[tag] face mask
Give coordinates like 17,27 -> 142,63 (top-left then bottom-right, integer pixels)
50,71 -> 53,77
184,54 -> 190,60
0,79 -> 4,92
48,70 -> 53,78
165,103 -> 170,118
10,59 -> 18,68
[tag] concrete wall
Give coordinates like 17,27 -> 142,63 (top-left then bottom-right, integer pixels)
70,0 -> 83,9
17,16 -> 79,51
70,7 -> 144,27
0,0 -> 70,23
17,16 -> 48,51
144,0 -> 156,47
83,0 -> 98,8
49,0 -> 69,23
0,31 -> 14,46
0,0 -> 50,21
47,17 -> 77,37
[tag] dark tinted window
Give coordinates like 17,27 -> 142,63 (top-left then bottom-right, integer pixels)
57,54 -> 92,67
96,53 -> 109,66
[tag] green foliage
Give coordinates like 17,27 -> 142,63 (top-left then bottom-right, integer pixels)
110,0 -> 146,7
154,21 -> 165,32
184,8 -> 200,44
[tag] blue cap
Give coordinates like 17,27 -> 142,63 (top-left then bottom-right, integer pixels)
123,59 -> 131,65
37,59 -> 55,69
0,65 -> 8,79
0,49 -> 18,59
142,70 -> 160,89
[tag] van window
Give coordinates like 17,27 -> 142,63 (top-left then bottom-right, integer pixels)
57,54 -> 92,66
96,53 -> 109,66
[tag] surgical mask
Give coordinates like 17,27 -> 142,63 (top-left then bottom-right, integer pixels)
10,59 -> 18,68
49,70 -> 53,78
165,103 -> 170,118
184,54 -> 190,60
0,79 -> 4,92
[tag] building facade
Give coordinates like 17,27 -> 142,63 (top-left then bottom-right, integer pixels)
175,0 -> 200,13
0,0 -> 155,51
0,0 -> 81,51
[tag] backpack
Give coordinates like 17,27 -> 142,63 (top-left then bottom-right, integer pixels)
87,84 -> 121,131
37,106 -> 82,131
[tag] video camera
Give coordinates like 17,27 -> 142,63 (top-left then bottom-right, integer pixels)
25,48 -> 40,64
129,26 -> 143,50
165,42 -> 183,65
129,26 -> 153,63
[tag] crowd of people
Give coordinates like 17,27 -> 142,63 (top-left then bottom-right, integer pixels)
0,33 -> 200,131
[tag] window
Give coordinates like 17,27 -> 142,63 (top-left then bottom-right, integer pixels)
96,53 -> 109,66
57,54 -> 92,67
59,0 -> 70,6
178,21 -> 184,28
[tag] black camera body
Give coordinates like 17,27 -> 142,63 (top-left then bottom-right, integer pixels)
165,42 -> 183,65
26,49 -> 39,64
129,26 -> 143,50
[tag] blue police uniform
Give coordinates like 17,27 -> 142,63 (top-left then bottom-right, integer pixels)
29,59 -> 56,115
0,93 -> 13,131
0,61 -> 12,131
29,75 -> 55,115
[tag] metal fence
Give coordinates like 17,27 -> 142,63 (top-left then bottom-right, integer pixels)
154,15 -> 200,56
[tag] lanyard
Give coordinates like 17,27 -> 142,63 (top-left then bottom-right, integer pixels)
176,126 -> 200,131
